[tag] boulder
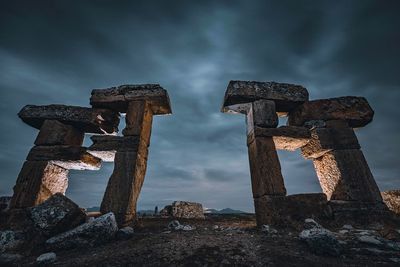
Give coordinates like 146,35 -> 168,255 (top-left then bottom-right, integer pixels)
46,212 -> 118,250
381,190 -> 400,215
90,84 -> 172,115
221,80 -> 309,112
36,252 -> 57,264
161,201 -> 205,219
28,193 -> 86,236
18,104 -> 120,134
0,253 -> 23,265
299,220 -> 341,256
0,230 -> 25,253
288,96 -> 374,128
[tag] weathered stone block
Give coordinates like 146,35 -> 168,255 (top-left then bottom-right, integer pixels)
88,135 -> 139,162
100,150 -> 148,226
28,193 -> 86,236
247,135 -> 286,197
27,146 -> 101,170
253,193 -> 331,226
381,190 -> 400,215
251,126 -> 311,151
90,84 -> 172,115
10,161 -> 68,208
288,96 -> 374,128
160,201 -> 205,219
18,104 -> 120,134
123,100 -> 153,138
246,100 -> 278,132
34,120 -> 84,146
301,127 -> 360,159
222,80 -> 309,112
313,149 -> 382,202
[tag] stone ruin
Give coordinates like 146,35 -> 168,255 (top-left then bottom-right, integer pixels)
221,81 -> 387,226
9,84 -> 172,227
6,80 -> 397,229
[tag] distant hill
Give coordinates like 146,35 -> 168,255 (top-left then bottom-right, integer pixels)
86,206 -> 100,212
205,208 -> 247,214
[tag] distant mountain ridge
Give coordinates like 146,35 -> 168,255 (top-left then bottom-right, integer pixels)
86,206 -> 247,214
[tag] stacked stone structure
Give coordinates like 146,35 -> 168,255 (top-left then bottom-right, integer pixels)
221,81 -> 384,226
10,84 -> 172,227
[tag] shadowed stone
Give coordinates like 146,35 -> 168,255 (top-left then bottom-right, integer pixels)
34,120 -> 84,146
288,96 -> 374,128
90,84 -> 172,115
313,149 -> 382,202
301,127 -> 360,159
247,134 -> 286,197
18,104 -> 120,134
253,193 -> 331,226
251,126 -> 311,151
88,135 -> 139,162
100,100 -> 154,226
222,80 -> 309,112
10,161 -> 68,208
27,146 -> 101,170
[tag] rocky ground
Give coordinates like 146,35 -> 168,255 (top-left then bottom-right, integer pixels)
2,214 -> 400,266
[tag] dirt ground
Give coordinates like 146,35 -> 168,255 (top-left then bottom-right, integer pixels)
16,214 -> 400,267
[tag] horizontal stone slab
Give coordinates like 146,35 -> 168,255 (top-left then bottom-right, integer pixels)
27,146 -> 101,170
222,80 -> 309,112
90,84 -> 172,115
18,105 -> 120,134
301,127 -> 360,159
87,135 -> 140,162
35,120 -> 84,146
249,126 -> 311,151
288,96 -> 374,128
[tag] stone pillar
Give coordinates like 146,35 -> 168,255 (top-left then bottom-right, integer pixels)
289,97 -> 383,204
100,101 -> 153,226
10,105 -> 119,209
90,84 -> 172,226
221,81 -> 310,226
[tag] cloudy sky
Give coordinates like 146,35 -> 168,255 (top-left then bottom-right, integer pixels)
0,0 -> 399,212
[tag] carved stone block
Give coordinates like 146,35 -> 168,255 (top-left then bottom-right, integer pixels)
34,120 -> 84,146
10,161 -> 68,208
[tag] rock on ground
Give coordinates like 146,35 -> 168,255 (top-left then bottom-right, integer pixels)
46,212 -> 118,250
160,201 -> 205,219
0,253 -> 23,264
299,219 -> 341,256
0,230 -> 25,253
382,190 -> 400,215
36,252 -> 57,264
0,196 -> 12,212
29,193 -> 86,236
116,226 -> 134,240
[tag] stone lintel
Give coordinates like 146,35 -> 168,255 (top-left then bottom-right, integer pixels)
249,126 -> 311,151
221,80 -> 309,113
313,149 -> 382,203
288,96 -> 374,128
247,135 -> 286,197
9,161 -> 69,208
301,127 -> 360,159
27,146 -> 101,170
253,193 -> 330,226
18,105 -> 120,134
90,84 -> 172,115
34,120 -> 84,146
88,135 -> 139,162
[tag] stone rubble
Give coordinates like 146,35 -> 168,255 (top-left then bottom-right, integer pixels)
161,201 -> 205,219
36,252 -> 57,264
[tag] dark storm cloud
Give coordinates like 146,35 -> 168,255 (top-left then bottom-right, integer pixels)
1,0 -> 399,211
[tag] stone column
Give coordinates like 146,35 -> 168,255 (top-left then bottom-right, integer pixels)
289,97 -> 383,204
10,105 -> 119,209
90,84 -> 172,226
221,81 -> 310,226
100,101 -> 153,226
